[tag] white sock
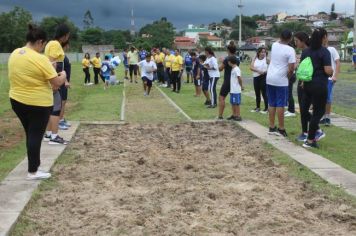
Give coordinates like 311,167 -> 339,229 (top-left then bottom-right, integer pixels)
60,119 -> 64,122
51,133 -> 58,139
46,131 -> 52,136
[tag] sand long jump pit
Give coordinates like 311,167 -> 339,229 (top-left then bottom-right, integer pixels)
15,122 -> 356,235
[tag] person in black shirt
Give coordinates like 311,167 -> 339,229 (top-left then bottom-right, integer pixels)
300,28 -> 333,148
218,41 -> 240,119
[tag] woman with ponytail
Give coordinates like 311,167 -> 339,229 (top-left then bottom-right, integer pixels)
8,24 -> 66,180
204,47 -> 220,108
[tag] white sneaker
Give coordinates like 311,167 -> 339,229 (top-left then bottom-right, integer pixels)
27,171 -> 51,180
285,111 -> 296,117
144,92 -> 147,96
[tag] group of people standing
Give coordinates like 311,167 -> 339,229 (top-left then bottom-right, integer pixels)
8,23 -> 73,180
249,28 -> 339,148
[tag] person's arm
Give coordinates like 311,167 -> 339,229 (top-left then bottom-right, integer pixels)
287,63 -> 295,79
332,59 -> 340,82
219,62 -> 225,71
238,76 -> 243,90
49,71 -> 66,90
323,48 -> 333,77
197,66 -> 201,80
250,57 -> 264,74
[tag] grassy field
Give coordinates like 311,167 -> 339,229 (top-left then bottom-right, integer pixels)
0,62 -> 123,181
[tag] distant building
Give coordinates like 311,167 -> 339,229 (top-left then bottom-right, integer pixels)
82,45 -> 114,56
184,24 -> 209,39
276,12 -> 288,22
285,16 -> 307,23
198,33 -> 223,48
327,28 -> 346,50
174,37 -> 196,50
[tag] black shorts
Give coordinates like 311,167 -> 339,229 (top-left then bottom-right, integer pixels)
202,77 -> 210,91
59,85 -> 68,101
186,66 -> 192,72
129,64 -> 138,76
142,76 -> 153,87
194,78 -> 202,87
220,81 -> 230,97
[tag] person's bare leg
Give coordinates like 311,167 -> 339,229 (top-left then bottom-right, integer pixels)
49,116 -> 60,135
218,96 -> 225,117
269,107 -> 276,128
203,90 -> 210,101
277,107 -> 285,129
233,105 -> 241,117
325,103 -> 331,115
143,82 -> 147,94
197,86 -> 202,96
147,85 -> 151,95
59,100 -> 66,121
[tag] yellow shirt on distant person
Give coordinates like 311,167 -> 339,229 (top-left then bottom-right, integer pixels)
127,50 -> 139,65
44,40 -> 64,62
82,58 -> 90,68
165,54 -> 175,68
155,53 -> 165,64
171,55 -> 183,72
91,57 -> 101,68
8,47 -> 57,106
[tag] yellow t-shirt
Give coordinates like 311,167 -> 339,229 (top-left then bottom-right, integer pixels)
165,54 -> 175,68
171,55 -> 183,72
44,40 -> 64,62
155,53 -> 165,64
8,47 -> 57,106
127,50 -> 138,65
91,57 -> 101,68
82,58 -> 90,68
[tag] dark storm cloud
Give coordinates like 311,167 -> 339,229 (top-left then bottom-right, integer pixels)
0,0 -> 352,30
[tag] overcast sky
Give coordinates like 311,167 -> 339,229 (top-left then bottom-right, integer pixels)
0,0 -> 354,30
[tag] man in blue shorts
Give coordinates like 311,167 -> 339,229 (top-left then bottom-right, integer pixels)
266,30 -> 296,137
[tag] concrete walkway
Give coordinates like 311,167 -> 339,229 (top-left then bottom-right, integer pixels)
0,122 -> 79,236
243,90 -> 356,132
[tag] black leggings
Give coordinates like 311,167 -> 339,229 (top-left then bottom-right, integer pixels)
11,99 -> 52,173
83,68 -> 90,84
172,71 -> 181,91
93,67 -> 104,84
288,76 -> 296,113
300,82 -> 327,140
253,75 -> 268,110
166,68 -> 172,86
157,65 -> 165,83
298,82 -> 310,133
209,77 -> 219,106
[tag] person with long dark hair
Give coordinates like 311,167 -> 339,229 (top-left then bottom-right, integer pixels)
8,24 -> 66,180
82,53 -> 91,85
44,23 -> 70,145
300,28 -> 333,148
204,47 -> 220,108
266,30 -> 296,137
218,41 -> 240,119
294,32 -> 312,142
250,47 -> 269,114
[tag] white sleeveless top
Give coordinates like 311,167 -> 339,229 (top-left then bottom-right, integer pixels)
252,57 -> 268,77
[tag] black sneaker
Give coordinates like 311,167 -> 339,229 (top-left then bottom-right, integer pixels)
204,100 -> 211,105
303,140 -> 319,149
227,115 -> 234,120
233,116 -> 242,121
268,127 -> 280,136
43,134 -> 51,142
278,128 -> 288,137
325,118 -> 331,126
49,136 -> 68,145
207,105 -> 217,109
319,118 -> 326,125
217,116 -> 224,120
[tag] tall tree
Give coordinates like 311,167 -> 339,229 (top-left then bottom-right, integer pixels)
81,27 -> 103,45
138,18 -> 175,48
330,3 -> 338,20
83,10 -> 94,29
0,7 -> 32,52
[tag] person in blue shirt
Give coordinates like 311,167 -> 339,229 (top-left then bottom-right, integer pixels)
184,49 -> 193,83
101,55 -> 112,90
353,46 -> 356,70
139,47 -> 147,61
122,48 -> 129,80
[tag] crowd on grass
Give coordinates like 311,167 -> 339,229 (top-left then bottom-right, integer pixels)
7,21 -> 339,180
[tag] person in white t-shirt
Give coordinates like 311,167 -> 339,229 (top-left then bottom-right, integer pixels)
137,53 -> 157,96
266,30 -> 296,137
204,47 -> 220,108
320,40 -> 340,126
227,56 -> 243,121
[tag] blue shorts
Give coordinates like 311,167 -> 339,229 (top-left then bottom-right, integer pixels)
267,85 -> 288,107
230,93 -> 241,105
327,80 -> 334,103
124,64 -> 129,71
104,76 -> 110,81
202,77 -> 209,91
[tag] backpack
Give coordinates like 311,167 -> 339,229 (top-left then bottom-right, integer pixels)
296,57 -> 313,82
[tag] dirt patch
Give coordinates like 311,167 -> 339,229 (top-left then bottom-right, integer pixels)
0,111 -> 24,150
19,123 -> 356,235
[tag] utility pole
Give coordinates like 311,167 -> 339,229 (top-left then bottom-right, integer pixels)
238,0 -> 243,47
130,0 -> 135,37
354,0 -> 356,68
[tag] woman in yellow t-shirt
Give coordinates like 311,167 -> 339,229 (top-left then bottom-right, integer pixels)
164,50 -> 174,88
82,53 -> 91,85
8,24 -> 66,180
171,49 -> 184,93
91,52 -> 103,84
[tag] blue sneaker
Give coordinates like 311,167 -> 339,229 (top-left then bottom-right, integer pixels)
296,133 -> 308,142
315,130 -> 326,141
